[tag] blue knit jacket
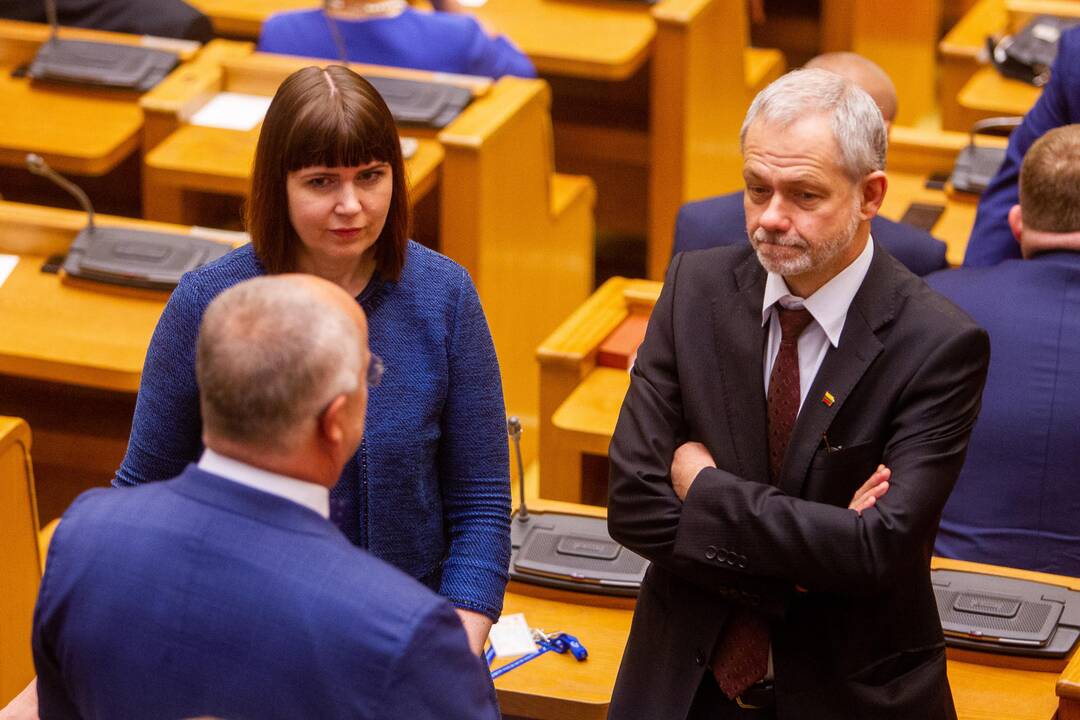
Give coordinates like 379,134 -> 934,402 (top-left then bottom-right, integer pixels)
115,242 -> 511,620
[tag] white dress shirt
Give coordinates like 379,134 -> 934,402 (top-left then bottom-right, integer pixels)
761,238 -> 875,410
198,448 -> 330,519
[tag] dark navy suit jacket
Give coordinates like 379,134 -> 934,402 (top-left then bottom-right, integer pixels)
33,465 -> 499,720
929,252 -> 1080,575
673,192 -> 948,276
963,27 -> 1080,267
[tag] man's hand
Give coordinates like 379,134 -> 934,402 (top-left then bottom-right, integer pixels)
0,679 -> 37,720
671,441 -> 717,501
848,464 -> 891,515
454,607 -> 494,656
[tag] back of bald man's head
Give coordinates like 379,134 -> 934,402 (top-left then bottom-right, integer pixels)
196,275 -> 365,451
805,52 -> 898,124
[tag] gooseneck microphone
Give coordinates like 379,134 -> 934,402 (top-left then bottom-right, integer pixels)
507,416 -> 529,522
43,0 -> 59,42
26,153 -> 96,234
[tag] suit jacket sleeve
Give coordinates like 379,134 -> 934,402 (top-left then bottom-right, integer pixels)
608,255 -> 789,609
375,601 -> 500,720
963,28 -> 1079,268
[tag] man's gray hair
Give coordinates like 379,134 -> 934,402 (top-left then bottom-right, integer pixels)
196,276 -> 361,450
740,68 -> 887,180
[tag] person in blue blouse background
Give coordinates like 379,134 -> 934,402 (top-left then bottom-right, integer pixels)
258,0 -> 536,80
114,64 -> 511,655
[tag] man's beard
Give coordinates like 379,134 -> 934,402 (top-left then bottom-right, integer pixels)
749,200 -> 862,278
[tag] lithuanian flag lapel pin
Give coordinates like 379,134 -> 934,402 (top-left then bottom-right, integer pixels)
822,391 -> 836,407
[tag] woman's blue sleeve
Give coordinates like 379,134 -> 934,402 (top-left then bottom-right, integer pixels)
113,276 -> 204,487
437,269 -> 511,620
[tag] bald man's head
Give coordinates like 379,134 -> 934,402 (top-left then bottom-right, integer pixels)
805,52 -> 897,126
197,274 -> 368,453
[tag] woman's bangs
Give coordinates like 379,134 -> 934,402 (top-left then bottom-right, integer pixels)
283,103 -> 395,173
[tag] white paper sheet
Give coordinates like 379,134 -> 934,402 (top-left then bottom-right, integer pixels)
0,254 -> 18,289
488,613 -> 537,657
191,93 -> 273,132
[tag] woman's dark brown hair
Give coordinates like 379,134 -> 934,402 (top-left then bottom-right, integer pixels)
246,65 -> 410,279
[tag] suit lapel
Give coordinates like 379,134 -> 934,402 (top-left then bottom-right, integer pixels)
711,252 -> 770,484
778,243 -> 900,498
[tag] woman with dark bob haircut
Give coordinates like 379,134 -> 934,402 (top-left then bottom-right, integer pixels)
115,65 -> 510,652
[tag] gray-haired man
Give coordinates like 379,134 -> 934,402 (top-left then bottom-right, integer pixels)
607,69 -> 989,719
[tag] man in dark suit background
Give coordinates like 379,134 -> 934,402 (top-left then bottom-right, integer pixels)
0,0 -> 213,42
931,124 -> 1080,575
674,52 -> 948,277
608,69 -> 989,719
31,275 -> 498,720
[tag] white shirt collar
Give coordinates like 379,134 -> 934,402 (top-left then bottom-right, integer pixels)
760,236 -> 874,347
197,448 -> 330,519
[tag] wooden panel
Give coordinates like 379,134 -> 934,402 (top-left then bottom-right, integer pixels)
0,417 -> 39,703
939,0 -> 1008,131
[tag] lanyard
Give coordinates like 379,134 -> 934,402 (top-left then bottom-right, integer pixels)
488,630 -> 588,679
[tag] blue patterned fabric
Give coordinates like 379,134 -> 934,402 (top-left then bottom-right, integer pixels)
34,466 -> 500,719
115,242 -> 511,620
258,8 -> 536,80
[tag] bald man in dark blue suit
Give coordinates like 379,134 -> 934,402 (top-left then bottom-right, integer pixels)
673,53 -> 948,277
32,276 -> 497,720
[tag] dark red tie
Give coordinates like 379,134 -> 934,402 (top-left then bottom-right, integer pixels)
711,305 -> 814,699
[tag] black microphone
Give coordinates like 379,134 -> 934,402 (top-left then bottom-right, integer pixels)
24,153 -> 230,291
507,416 -> 529,522
43,0 -> 59,43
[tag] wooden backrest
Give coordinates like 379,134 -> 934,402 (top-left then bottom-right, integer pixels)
0,417 -> 40,703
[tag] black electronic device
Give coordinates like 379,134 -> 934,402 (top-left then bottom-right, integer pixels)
989,14 -> 1079,87
367,76 -> 472,129
26,154 -> 231,291
951,116 -> 1023,195
26,0 -> 178,92
898,202 -> 945,233
933,569 -> 1080,659
506,417 -> 649,597
323,13 -> 471,128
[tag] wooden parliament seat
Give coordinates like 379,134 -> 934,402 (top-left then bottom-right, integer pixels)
819,0 -> 942,126
184,0 -> 785,281
0,417 -> 40,706
939,0 -> 1008,131
140,50 -> 595,464
0,19 -> 208,177
0,201 -> 240,523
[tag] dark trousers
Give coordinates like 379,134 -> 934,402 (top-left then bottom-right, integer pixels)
686,673 -> 777,720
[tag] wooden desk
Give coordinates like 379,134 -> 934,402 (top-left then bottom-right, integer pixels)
141,51 -> 595,464
495,499 -> 1076,719
0,201 -> 237,522
187,0 -> 785,280
956,65 -> 1042,128
939,0 -> 1008,131
0,20 -> 204,176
